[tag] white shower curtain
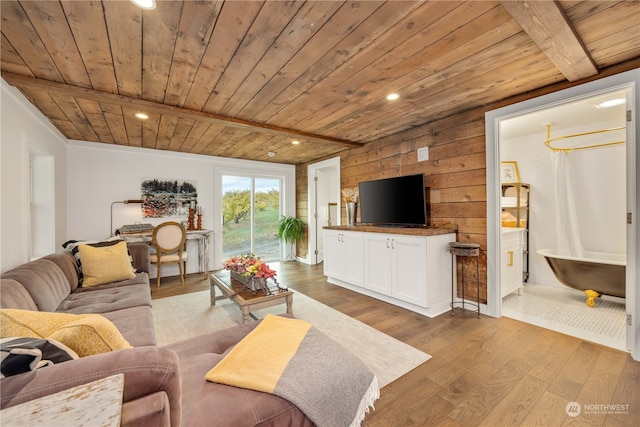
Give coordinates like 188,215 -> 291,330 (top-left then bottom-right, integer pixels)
552,151 -> 584,257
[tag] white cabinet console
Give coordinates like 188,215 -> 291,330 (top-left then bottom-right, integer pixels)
324,229 -> 364,287
323,226 -> 456,318
501,227 -> 525,298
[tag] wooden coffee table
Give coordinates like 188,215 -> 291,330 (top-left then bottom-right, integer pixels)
209,271 -> 294,323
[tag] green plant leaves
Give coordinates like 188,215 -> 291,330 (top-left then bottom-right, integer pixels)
278,216 -> 305,244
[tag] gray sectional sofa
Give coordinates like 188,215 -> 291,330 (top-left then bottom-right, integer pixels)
0,244 -> 155,347
0,244 -> 313,426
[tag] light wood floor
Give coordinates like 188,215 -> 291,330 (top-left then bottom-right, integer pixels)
152,262 -> 639,427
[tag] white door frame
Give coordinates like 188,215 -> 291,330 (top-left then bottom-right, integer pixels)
485,69 -> 639,360
307,157 -> 341,265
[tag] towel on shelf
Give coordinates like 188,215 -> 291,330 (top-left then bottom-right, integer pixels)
501,197 -> 527,208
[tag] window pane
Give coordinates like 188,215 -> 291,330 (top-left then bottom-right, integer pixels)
254,178 -> 280,261
222,176 -> 252,259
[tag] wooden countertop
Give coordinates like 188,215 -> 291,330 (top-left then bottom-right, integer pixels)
323,225 -> 457,236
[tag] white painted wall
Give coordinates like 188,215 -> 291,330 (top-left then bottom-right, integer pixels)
1,78 -> 296,277
67,141 -> 295,278
502,119 -> 626,287
1,80 -> 68,271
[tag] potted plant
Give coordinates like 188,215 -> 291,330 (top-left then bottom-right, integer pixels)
278,216 -> 305,262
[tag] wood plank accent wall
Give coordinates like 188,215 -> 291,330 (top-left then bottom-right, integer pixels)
296,59 -> 640,305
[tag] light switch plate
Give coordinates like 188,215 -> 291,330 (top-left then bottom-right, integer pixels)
417,146 -> 429,162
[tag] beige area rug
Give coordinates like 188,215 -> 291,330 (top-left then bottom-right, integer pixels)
152,289 -> 431,388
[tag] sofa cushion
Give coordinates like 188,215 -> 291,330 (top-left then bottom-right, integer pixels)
165,322 -> 312,427
0,309 -> 131,358
57,283 -> 152,314
0,259 -> 70,312
78,241 -> 136,287
42,252 -> 81,292
70,272 -> 150,293
127,243 -> 151,273
101,306 -> 156,347
0,279 -> 38,311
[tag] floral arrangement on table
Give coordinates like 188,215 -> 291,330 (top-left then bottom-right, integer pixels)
223,253 -> 286,295
224,253 -> 277,279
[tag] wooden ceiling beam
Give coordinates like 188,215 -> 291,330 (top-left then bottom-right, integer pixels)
500,0 -> 598,82
1,72 -> 364,149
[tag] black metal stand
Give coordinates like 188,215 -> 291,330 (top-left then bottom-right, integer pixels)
449,242 -> 481,318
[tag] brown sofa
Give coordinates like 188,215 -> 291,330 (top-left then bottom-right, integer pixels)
0,244 -> 155,347
0,246 -> 313,426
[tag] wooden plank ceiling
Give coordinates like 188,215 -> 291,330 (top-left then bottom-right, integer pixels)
1,0 -> 639,165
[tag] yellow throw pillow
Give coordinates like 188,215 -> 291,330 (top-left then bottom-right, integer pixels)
0,309 -> 131,358
78,241 -> 136,287
48,314 -> 132,357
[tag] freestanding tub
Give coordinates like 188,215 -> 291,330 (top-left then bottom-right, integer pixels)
537,249 -> 626,307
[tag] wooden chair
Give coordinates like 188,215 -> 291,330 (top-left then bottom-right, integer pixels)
149,221 -> 187,288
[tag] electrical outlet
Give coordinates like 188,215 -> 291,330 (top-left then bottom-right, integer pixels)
417,146 -> 429,162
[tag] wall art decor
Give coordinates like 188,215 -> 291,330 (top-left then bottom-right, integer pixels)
141,179 -> 198,218
500,161 -> 520,183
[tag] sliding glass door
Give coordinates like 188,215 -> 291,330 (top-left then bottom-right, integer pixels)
221,175 -> 281,261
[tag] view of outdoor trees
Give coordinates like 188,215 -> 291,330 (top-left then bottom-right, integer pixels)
222,177 -> 281,261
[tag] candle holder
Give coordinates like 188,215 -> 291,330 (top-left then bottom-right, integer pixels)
188,208 -> 196,230
197,213 -> 202,230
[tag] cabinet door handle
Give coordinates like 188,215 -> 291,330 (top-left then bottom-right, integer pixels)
508,250 -> 514,267
391,239 -> 395,249
386,238 -> 390,248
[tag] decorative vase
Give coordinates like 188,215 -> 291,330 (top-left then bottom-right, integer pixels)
345,202 -> 357,226
251,276 -> 269,294
230,271 -> 270,294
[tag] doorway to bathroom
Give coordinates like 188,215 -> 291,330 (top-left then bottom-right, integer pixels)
500,91 -> 627,351
485,69 -> 639,360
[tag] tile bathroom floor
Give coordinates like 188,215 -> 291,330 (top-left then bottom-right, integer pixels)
502,283 -> 627,351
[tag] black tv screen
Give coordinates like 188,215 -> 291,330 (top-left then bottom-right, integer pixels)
358,174 -> 427,226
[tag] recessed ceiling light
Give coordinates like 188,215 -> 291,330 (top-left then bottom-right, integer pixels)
386,93 -> 400,101
595,98 -> 625,109
267,152 -> 276,157
130,0 -> 156,10
135,112 -> 149,120
292,140 -> 300,145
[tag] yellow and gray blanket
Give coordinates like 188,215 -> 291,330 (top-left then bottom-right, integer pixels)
205,314 -> 379,427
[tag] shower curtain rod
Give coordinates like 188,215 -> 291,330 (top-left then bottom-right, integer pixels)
544,123 -> 625,153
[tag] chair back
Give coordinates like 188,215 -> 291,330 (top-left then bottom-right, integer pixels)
152,222 -> 186,255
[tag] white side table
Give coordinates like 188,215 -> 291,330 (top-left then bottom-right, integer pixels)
1,373 -> 124,427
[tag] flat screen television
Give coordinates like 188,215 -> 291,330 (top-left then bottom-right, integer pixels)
358,174 -> 427,227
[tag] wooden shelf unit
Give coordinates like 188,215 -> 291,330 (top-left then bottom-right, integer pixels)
501,183 -> 530,282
